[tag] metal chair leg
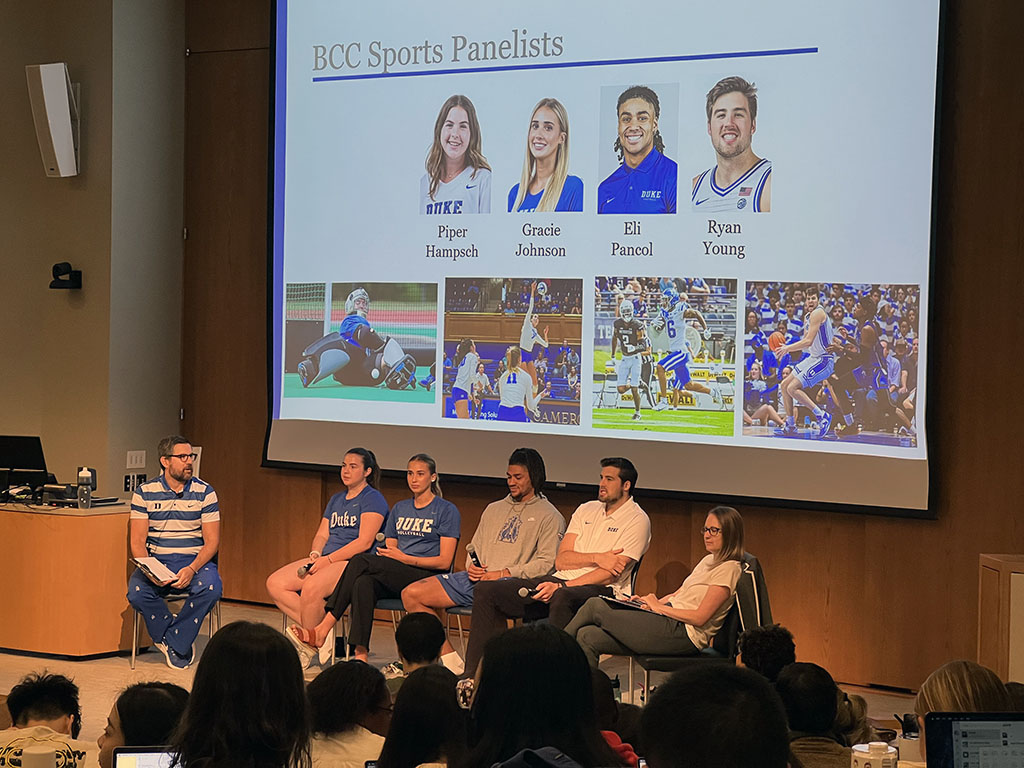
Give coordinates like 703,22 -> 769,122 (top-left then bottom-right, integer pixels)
131,610 -> 139,670
456,613 -> 466,656
628,658 -> 635,704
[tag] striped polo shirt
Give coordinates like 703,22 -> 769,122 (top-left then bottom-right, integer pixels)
130,474 -> 220,556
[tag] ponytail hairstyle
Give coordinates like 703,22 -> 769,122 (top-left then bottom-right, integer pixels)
408,453 -> 442,498
454,338 -> 475,368
506,346 -> 522,372
345,447 -> 381,489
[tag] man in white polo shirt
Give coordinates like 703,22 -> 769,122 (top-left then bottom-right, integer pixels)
462,457 -> 651,676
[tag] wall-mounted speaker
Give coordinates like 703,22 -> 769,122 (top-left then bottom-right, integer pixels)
25,62 -> 80,178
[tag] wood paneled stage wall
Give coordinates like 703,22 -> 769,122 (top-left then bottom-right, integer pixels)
182,0 -> 1024,691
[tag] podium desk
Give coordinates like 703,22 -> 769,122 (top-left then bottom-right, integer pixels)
0,503 -> 136,656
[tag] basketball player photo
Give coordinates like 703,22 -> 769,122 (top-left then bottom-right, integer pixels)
692,76 -> 772,213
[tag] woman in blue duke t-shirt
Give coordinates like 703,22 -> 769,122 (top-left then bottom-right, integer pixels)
267,447 -> 387,667
507,98 -> 583,213
288,454 -> 460,663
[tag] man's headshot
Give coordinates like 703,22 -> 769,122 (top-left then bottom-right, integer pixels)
692,76 -> 772,213
598,85 -> 677,214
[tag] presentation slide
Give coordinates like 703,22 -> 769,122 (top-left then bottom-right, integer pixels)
267,0 -> 940,512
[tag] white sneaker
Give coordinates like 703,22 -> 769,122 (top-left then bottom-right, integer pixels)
653,400 -> 668,411
285,625 -> 316,669
318,626 -> 335,665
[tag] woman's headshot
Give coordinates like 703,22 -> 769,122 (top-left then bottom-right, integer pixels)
420,94 -> 491,215
508,98 -> 583,213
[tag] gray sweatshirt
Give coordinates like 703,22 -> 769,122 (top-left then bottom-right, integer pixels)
466,494 -> 566,579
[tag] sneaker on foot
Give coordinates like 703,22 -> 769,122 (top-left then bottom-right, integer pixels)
285,625 -> 316,669
653,400 -> 668,411
774,423 -> 798,436
381,660 -> 405,679
631,412 -> 642,421
156,641 -> 193,670
817,411 -> 833,438
836,422 -> 862,438
418,375 -> 435,391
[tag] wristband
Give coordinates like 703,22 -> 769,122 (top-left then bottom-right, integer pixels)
187,565 -> 197,575
309,550 -> 322,560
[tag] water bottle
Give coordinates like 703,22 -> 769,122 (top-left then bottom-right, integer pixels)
77,468 -> 92,509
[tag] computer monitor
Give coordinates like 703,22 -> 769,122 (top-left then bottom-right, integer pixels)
0,435 -> 50,490
924,711 -> 1024,768
112,747 -> 175,768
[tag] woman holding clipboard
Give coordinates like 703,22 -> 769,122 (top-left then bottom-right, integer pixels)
564,506 -> 745,667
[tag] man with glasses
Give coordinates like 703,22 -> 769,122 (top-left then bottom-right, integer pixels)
127,434 -> 221,668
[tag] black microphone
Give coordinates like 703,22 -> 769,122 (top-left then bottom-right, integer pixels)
466,543 -> 482,568
297,562 -> 313,577
518,586 -> 539,598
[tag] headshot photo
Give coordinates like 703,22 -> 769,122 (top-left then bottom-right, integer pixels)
420,94 -> 491,215
507,98 -> 583,213
597,84 -> 678,214
692,76 -> 772,213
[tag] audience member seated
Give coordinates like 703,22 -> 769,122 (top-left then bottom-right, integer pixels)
462,458 -> 650,677
386,612 -> 447,696
401,448 -> 565,674
97,682 -> 189,768
832,691 -> 877,747
128,434 -> 222,669
462,624 -> 626,767
376,666 -> 466,768
591,669 -> 639,767
914,659 -> 1012,754
266,448 -> 388,668
640,665 -> 789,768
1,673 -> 98,768
170,621 -> 311,768
307,661 -> 391,768
565,506 -> 744,668
774,662 -> 850,768
738,624 -> 796,683
290,454 -> 460,664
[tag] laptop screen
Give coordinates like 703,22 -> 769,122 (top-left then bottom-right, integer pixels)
925,712 -> 1024,768
112,747 -> 176,768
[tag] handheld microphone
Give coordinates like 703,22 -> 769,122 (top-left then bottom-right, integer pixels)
466,543 -> 482,568
518,586 -> 539,598
297,562 -> 313,577
375,532 -> 386,543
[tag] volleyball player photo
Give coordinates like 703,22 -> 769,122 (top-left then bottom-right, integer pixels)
441,278 -> 583,427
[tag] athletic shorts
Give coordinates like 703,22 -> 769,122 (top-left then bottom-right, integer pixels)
436,570 -> 475,607
451,386 -> 470,402
616,354 -> 641,387
659,351 -> 691,387
497,405 -> 528,422
519,347 -> 533,364
792,354 -> 836,388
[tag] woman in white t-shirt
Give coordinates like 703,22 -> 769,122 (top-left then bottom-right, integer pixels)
565,506 -> 745,667
419,95 -> 491,215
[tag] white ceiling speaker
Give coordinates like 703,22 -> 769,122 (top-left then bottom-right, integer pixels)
25,62 -> 81,178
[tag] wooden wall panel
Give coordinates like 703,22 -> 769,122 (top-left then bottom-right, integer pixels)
182,0 -> 1024,690
186,0 -> 270,53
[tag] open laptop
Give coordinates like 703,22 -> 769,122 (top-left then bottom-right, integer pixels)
924,712 -> 1024,768
112,747 -> 176,768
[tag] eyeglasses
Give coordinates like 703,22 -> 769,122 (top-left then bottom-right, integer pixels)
702,526 -> 722,536
166,453 -> 198,462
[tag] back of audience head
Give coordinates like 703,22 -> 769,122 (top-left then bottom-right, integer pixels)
738,624 -> 796,683
307,661 -> 391,738
98,683 -> 189,768
377,665 -> 465,768
590,668 -> 618,732
775,662 -> 839,736
833,690 -> 875,747
1006,681 -> 1024,711
395,612 -> 446,669
915,660 -> 1012,720
6,672 -> 81,738
171,621 -> 311,768
641,664 -> 789,768
465,624 -> 624,767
